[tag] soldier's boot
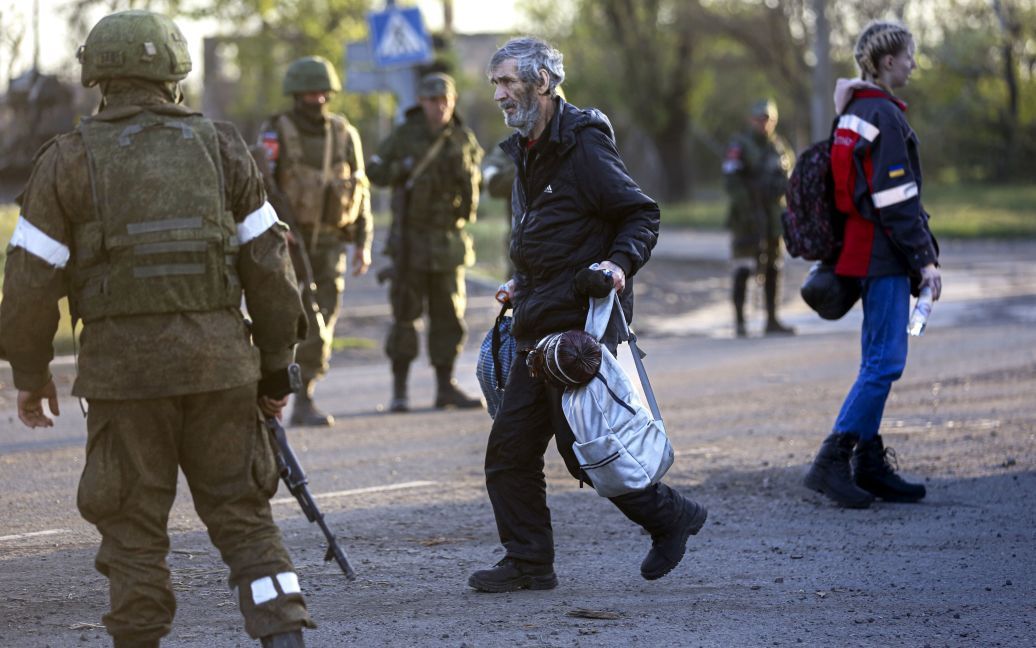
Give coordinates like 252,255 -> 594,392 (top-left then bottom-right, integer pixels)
434,364 -> 483,410
733,267 -> 750,338
804,433 -> 874,508
260,630 -> 305,648
467,557 -> 558,593
290,383 -> 334,427
764,266 -> 795,335
851,435 -> 926,502
389,360 -> 410,413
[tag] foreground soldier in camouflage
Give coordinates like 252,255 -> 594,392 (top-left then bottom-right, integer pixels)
0,11 -> 314,647
367,73 -> 484,412
722,99 -> 795,337
257,56 -> 373,427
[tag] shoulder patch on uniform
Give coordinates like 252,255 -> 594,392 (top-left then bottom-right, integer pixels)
260,129 -> 280,162
722,143 -> 744,174
888,164 -> 905,178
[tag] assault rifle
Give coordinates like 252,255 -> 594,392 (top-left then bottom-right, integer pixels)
264,364 -> 356,579
248,144 -> 329,340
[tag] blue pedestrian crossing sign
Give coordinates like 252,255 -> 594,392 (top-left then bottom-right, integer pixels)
368,6 -> 433,68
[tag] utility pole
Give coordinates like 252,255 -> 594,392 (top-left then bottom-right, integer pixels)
810,0 -> 832,142
442,0 -> 454,43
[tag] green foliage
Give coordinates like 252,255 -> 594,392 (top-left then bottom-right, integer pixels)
521,0 -> 1036,190
331,336 -> 377,351
925,183 -> 1036,238
658,196 -> 728,230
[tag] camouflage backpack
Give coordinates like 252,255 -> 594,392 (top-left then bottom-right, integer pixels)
781,135 -> 843,262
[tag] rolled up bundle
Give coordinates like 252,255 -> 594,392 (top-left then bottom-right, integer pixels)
527,329 -> 602,388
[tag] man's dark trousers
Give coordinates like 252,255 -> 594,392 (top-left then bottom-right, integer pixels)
484,348 -> 683,565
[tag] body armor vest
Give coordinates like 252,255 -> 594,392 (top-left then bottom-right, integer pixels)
275,114 -> 360,228
73,108 -> 241,322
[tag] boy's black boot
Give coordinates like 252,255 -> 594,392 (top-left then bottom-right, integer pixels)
804,433 -> 874,508
852,435 -> 926,502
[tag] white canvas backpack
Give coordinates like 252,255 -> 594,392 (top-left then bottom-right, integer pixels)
562,291 -> 675,497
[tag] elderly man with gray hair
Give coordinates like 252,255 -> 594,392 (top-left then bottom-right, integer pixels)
468,36 -> 709,593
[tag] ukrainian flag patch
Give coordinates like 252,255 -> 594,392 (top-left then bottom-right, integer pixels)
888,164 -> 906,178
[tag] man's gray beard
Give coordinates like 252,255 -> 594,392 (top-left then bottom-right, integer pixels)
504,97 -> 541,138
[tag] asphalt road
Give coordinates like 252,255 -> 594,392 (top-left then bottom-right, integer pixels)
1,235 -> 1034,647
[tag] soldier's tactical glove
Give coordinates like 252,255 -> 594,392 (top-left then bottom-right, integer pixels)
574,266 -> 614,298
259,364 -> 303,400
376,265 -> 396,285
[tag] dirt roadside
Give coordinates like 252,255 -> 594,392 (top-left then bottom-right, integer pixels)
1,240 -> 1034,648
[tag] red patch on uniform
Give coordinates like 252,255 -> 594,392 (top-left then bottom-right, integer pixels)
262,135 -> 279,162
725,145 -> 742,160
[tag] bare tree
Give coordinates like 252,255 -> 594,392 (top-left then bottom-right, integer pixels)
596,0 -> 699,201
0,4 -> 28,87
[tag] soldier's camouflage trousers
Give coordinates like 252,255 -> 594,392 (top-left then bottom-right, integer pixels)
294,229 -> 347,384
77,384 -> 315,642
385,266 -> 466,367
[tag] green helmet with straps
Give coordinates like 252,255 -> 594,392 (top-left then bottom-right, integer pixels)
77,10 -> 192,87
283,56 -> 342,95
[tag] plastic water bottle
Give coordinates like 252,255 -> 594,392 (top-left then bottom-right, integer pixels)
907,286 -> 933,336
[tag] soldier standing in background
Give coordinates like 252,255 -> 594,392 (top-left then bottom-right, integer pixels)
257,56 -> 373,427
0,10 -> 314,647
722,99 -> 795,337
367,73 -> 484,413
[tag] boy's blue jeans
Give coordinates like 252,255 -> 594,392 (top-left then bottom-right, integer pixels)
833,274 -> 911,441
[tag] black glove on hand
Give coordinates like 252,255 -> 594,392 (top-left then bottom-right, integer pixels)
574,267 -> 614,298
259,364 -> 302,400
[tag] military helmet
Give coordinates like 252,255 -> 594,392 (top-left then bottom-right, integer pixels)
78,10 -> 192,87
283,56 -> 342,95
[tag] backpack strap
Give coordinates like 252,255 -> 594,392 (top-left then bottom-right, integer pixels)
275,114 -> 304,165
584,292 -> 664,423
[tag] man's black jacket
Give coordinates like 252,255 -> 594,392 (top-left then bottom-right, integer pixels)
502,99 -> 660,343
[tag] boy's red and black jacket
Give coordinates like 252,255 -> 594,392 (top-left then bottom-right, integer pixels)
831,88 -> 938,278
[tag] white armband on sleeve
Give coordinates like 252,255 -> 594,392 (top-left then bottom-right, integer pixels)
872,182 -> 918,209
9,215 -> 70,268
237,201 -> 279,244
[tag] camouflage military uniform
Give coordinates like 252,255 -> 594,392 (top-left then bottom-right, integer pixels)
367,74 -> 483,411
722,102 -> 794,336
258,68 -> 372,426
0,11 -> 312,646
